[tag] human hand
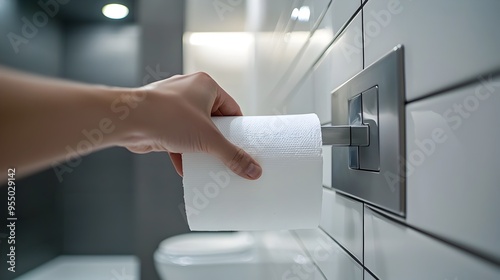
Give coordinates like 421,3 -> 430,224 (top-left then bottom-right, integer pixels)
124,72 -> 262,180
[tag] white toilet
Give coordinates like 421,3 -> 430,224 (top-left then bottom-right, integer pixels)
154,231 -> 317,280
154,232 -> 261,280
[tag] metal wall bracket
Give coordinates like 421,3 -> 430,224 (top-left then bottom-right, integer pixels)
330,45 -> 406,216
321,125 -> 369,147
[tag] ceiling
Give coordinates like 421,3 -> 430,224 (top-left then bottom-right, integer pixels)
19,0 -> 137,23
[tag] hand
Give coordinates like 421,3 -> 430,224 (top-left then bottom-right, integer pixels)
124,72 -> 262,180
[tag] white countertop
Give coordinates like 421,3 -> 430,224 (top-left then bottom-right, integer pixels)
14,255 -> 139,280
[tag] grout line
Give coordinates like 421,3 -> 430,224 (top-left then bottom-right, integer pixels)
291,230 -> 329,280
365,205 -> 500,267
364,266 -> 381,280
317,227 -> 364,267
328,189 -> 500,274
361,204 -> 382,280
361,3 -> 365,69
310,0 -> 335,36
269,2 -> 366,104
362,201 -> 365,265
337,189 -> 500,266
267,0 -> 335,102
406,68 -> 500,104
334,189 -> 406,220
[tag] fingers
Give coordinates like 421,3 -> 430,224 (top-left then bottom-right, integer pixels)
211,81 -> 243,116
138,72 -> 254,180
209,134 -> 262,180
200,76 -> 259,179
168,152 -> 183,177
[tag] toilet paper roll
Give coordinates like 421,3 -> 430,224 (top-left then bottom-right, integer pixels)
182,114 -> 323,231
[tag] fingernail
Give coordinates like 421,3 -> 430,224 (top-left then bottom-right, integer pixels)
245,163 -> 262,179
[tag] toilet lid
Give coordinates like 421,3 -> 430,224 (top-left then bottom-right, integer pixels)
157,232 -> 254,257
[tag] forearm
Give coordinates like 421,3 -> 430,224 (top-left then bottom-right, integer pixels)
0,69 -> 262,182
0,67 -> 137,180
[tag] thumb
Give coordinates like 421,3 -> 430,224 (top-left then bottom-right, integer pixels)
209,134 -> 262,180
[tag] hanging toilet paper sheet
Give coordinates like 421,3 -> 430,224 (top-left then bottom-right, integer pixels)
182,114 -> 323,231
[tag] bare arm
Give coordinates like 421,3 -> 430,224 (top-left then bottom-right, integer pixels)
0,67 -> 262,181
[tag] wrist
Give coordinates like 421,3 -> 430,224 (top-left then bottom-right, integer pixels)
100,86 -> 149,147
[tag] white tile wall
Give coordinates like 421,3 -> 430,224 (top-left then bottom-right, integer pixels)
364,270 -> 377,280
406,76 -> 500,261
319,189 -> 363,262
285,71 -> 315,114
364,207 -> 500,280
308,0 -> 334,32
295,229 -> 363,280
255,231 -> 327,279
249,0 -> 500,279
321,145 -> 332,188
328,0 -> 362,34
363,0 -> 500,101
313,12 -> 363,123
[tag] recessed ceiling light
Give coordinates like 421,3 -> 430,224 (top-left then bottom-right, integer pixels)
102,3 -> 129,19
291,6 -> 310,22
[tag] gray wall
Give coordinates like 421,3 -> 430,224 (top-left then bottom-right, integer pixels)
136,0 -> 189,279
61,14 -> 189,280
62,24 -> 140,87
60,23 -> 140,254
0,1 -> 64,279
0,0 -> 63,76
1,1 -> 187,279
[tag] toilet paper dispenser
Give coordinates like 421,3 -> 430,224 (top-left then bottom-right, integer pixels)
323,45 -> 406,216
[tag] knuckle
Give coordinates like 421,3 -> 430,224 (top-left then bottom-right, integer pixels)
194,71 -> 212,81
229,148 -> 246,173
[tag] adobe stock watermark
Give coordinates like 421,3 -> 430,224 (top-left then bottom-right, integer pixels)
51,64 -> 169,182
178,108 -> 292,223
178,167 -> 234,224
282,233 -> 341,280
384,74 -> 500,191
51,89 -> 146,182
7,0 -> 70,54
341,0 -> 412,62
142,64 -> 170,85
246,107 -> 292,155
212,0 -> 243,21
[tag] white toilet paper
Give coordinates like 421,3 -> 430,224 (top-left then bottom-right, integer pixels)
182,114 -> 323,231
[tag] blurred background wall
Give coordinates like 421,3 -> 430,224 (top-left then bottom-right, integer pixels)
0,1 -> 64,278
136,1 -> 188,279
0,1 -> 187,279
60,22 -> 139,255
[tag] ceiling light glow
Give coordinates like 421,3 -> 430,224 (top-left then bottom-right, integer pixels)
188,32 -> 253,48
291,6 -> 310,22
102,4 -> 129,19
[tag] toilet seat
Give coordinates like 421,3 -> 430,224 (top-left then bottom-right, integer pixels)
154,232 -> 255,265
154,231 -> 312,280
